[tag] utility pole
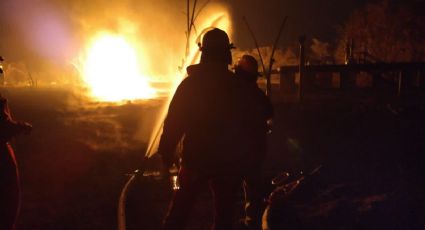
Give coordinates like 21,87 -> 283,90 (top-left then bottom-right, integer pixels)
298,35 -> 306,103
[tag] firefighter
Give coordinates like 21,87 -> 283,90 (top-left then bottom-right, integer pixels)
0,94 -> 32,230
235,55 -> 274,230
158,28 -> 251,230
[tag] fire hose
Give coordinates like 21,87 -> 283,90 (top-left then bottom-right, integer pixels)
117,169 -> 140,230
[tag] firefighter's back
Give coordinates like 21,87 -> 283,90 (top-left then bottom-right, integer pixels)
180,63 -> 248,175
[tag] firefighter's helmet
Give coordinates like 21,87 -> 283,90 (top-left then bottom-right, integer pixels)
199,28 -> 234,51
199,28 -> 234,64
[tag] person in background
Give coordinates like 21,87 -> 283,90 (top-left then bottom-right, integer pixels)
0,93 -> 32,230
234,55 -> 274,230
0,56 -> 5,86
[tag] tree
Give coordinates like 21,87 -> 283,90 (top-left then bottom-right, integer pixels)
335,0 -> 425,63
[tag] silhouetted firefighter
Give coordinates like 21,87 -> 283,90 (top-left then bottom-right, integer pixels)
159,28 -> 260,230
235,55 -> 274,229
0,94 -> 31,230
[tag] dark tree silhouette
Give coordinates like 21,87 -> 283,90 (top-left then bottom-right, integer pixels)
335,0 -> 425,63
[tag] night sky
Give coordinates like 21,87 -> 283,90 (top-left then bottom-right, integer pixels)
1,0 -> 422,64
224,0 -> 368,48
0,0 -> 424,67
0,0 -> 369,60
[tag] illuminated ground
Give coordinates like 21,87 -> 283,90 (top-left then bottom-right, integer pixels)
3,86 -> 425,229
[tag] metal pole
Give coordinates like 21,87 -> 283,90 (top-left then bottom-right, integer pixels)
267,16 -> 288,99
298,36 -> 306,102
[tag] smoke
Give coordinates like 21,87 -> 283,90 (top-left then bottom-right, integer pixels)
0,0 -> 226,81
0,0 -> 77,64
0,0 -> 232,152
0,0 -> 172,83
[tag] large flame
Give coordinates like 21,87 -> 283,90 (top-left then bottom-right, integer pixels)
76,7 -> 232,156
79,9 -> 230,104
81,32 -> 156,102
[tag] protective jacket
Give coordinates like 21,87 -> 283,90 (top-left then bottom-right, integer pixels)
158,63 -> 252,175
242,80 -> 273,165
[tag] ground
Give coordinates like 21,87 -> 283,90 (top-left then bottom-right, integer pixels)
2,86 -> 425,229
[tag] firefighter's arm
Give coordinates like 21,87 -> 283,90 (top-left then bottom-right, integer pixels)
14,121 -> 32,135
0,96 -> 32,140
1,120 -> 32,137
158,80 -> 189,169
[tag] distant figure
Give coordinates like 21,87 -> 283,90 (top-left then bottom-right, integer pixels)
0,56 -> 4,86
158,28 -> 251,230
235,55 -> 274,229
0,94 -> 32,230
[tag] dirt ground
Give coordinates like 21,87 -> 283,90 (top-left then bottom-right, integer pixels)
2,86 -> 425,229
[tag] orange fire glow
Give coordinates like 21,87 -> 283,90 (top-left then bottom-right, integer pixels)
76,8 -> 231,156
80,32 -> 156,102
78,9 -> 231,104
